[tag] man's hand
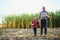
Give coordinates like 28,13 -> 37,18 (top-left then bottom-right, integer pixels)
38,20 -> 40,23
45,14 -> 50,18
38,19 -> 41,25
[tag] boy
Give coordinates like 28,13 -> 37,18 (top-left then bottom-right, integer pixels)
32,16 -> 38,37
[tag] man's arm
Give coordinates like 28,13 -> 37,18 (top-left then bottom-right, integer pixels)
39,12 -> 40,19
45,12 -> 50,18
38,12 -> 41,25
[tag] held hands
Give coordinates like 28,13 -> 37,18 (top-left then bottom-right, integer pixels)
38,20 -> 40,23
38,20 -> 40,25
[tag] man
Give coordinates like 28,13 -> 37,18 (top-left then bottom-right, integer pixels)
39,7 -> 50,36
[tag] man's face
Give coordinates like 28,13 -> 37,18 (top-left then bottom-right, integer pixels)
42,7 -> 45,11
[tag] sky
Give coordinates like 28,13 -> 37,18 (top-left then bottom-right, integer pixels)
0,0 -> 60,24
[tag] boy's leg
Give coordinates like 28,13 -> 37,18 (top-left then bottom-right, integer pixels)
33,28 -> 37,37
35,28 -> 37,37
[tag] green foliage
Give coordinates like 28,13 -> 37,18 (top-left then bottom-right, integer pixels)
3,10 -> 60,28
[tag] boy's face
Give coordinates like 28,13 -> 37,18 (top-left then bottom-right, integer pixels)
34,17 -> 36,20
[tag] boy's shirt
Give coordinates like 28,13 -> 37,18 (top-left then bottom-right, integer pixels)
32,19 -> 38,28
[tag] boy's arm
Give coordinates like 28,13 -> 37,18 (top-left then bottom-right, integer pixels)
30,21 -> 34,28
30,21 -> 34,26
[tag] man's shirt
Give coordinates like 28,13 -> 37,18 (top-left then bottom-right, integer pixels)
40,11 -> 48,20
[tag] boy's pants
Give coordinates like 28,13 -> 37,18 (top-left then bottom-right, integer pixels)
33,28 -> 37,37
41,19 -> 48,35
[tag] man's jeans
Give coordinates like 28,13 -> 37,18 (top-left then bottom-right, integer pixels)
41,19 -> 48,35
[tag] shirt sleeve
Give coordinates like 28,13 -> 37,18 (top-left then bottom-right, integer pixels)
46,11 -> 48,14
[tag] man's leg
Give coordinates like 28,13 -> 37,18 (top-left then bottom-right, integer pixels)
44,20 -> 47,35
41,26 -> 43,35
41,20 -> 44,35
44,26 -> 47,35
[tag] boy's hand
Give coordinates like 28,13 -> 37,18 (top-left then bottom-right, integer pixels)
32,24 -> 34,25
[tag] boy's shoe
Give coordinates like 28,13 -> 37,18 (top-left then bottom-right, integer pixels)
34,36 -> 36,38
44,35 -> 48,39
45,35 -> 47,37
34,36 -> 37,39
42,34 -> 44,37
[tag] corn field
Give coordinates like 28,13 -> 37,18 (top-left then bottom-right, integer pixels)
2,10 -> 60,29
